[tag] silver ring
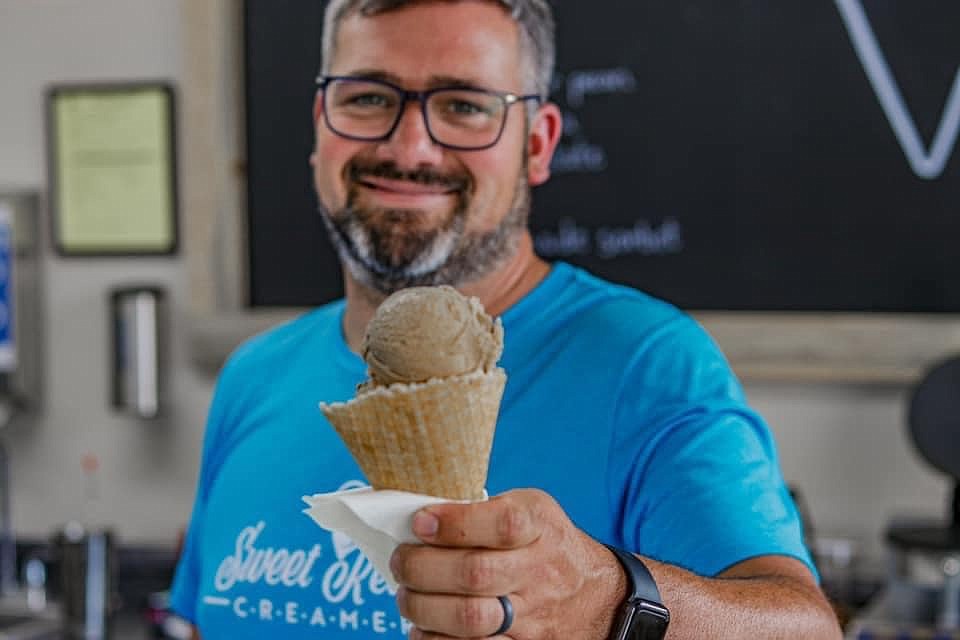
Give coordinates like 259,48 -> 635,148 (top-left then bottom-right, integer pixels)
494,594 -> 514,636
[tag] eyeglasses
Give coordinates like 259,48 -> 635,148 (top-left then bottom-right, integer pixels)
316,75 -> 542,151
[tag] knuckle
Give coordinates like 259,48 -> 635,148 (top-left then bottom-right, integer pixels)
395,589 -> 412,619
497,502 -> 530,545
531,488 -> 560,517
392,545 -> 421,583
391,549 -> 409,582
456,597 -> 492,632
460,551 -> 496,592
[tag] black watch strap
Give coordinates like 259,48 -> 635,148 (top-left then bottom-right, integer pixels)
605,545 -> 663,605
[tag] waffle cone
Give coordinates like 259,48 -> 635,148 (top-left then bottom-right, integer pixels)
320,369 -> 506,501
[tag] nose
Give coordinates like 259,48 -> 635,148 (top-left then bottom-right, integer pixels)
375,101 -> 445,168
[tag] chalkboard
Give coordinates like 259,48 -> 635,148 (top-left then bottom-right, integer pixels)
244,1 -> 960,311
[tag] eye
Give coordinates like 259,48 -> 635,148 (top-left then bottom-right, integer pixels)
343,92 -> 393,108
330,81 -> 399,111
447,99 -> 487,115
433,91 -> 498,118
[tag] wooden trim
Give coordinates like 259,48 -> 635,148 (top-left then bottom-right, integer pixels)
694,312 -> 960,384
181,0 -> 246,317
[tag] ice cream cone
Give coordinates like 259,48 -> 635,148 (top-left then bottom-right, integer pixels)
320,368 -> 506,501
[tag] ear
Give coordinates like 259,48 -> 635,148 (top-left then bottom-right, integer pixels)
313,90 -> 324,126
310,91 -> 324,168
526,102 -> 563,186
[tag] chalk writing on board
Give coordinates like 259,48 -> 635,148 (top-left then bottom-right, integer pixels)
550,67 -> 639,176
534,218 -> 592,257
551,142 -> 608,173
534,217 -> 684,259
565,67 -> 638,108
561,111 -> 582,136
552,111 -> 607,173
596,218 -> 683,259
835,0 -> 960,180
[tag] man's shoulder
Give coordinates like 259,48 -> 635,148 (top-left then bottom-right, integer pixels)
541,263 -> 693,338
525,264 -> 726,379
222,299 -> 346,376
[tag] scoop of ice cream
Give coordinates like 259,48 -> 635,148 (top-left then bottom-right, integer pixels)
362,286 -> 503,387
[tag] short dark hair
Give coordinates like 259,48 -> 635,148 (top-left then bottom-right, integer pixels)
321,0 -> 556,99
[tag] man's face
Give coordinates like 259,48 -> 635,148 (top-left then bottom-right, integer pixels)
311,0 -> 556,293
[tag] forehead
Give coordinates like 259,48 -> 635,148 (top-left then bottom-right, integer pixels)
329,1 -> 523,89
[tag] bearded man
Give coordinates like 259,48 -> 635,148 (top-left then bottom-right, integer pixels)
171,1 -> 842,639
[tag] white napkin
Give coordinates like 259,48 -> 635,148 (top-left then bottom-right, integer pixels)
302,487 -> 478,590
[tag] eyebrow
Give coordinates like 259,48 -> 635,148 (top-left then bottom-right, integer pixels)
342,69 -> 490,91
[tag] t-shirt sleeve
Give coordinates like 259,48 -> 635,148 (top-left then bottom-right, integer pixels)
607,315 -> 816,578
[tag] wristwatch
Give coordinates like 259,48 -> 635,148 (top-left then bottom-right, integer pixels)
605,545 -> 670,640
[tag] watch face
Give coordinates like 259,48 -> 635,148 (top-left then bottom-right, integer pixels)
624,602 -> 670,640
626,613 -> 669,640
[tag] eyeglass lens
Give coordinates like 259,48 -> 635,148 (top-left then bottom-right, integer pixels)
324,79 -> 509,149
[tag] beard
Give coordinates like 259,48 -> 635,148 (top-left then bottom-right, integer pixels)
319,159 -> 530,295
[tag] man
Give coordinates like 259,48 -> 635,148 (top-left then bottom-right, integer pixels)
171,1 -> 843,638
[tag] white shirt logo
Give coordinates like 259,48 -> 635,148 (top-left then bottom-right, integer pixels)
214,521 -> 322,591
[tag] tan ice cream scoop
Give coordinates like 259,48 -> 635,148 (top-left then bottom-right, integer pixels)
362,285 -> 503,387
320,286 -> 506,501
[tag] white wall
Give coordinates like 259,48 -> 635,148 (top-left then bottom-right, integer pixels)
0,0 -> 211,547
749,382 -> 948,563
0,1 -> 952,561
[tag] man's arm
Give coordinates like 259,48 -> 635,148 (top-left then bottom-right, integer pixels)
390,489 -> 842,640
648,554 -> 840,639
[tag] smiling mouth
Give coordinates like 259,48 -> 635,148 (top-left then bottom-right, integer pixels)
356,175 -> 460,197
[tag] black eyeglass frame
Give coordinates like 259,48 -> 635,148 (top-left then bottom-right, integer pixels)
316,75 -> 542,151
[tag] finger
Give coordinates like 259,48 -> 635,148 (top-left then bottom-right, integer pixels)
413,490 -> 543,549
391,544 -> 526,595
398,588 -> 519,639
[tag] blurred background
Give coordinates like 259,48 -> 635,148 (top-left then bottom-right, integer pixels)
0,1 -> 958,638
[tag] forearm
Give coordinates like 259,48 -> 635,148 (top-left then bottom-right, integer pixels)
647,558 -> 842,640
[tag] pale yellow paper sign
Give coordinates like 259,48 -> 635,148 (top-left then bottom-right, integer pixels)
52,86 -> 175,253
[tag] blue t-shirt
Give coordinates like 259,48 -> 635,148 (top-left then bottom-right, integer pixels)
170,263 -> 813,639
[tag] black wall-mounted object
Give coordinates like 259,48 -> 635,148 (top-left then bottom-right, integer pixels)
244,1 -> 960,311
886,355 -> 960,553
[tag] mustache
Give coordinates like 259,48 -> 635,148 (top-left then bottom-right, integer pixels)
348,161 -> 469,192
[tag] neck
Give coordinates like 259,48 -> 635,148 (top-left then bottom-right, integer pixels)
341,231 -> 550,353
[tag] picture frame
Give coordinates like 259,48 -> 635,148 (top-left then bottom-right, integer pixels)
47,82 -> 178,256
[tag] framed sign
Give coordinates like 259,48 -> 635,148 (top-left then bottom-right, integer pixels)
47,83 -> 178,255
